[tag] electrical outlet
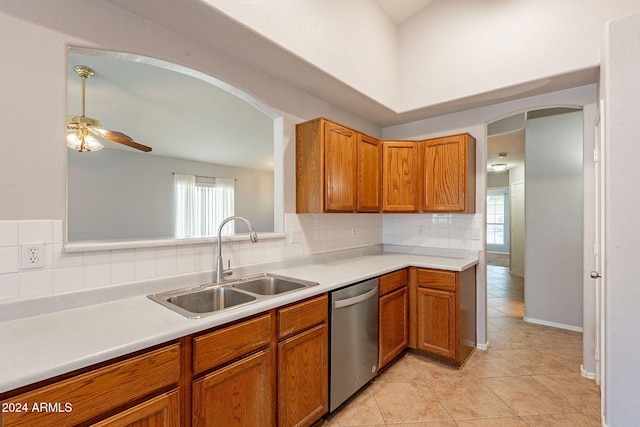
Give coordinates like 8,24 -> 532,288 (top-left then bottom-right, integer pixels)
351,226 -> 356,238
21,242 -> 44,269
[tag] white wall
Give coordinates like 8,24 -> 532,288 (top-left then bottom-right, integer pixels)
509,166 -> 525,278
398,0 -> 640,111
602,12 -> 640,425
523,111 -> 584,330
206,0 -> 400,110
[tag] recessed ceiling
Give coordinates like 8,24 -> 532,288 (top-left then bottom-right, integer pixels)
375,0 -> 436,24
67,54 -> 274,171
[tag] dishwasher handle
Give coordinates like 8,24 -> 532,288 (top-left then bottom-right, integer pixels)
334,286 -> 378,309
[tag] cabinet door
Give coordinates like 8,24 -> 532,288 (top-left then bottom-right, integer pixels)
423,134 -> 475,213
416,287 -> 456,360
357,134 -> 381,212
193,349 -> 275,427
379,287 -> 408,369
90,389 -> 180,427
278,323 -> 329,427
324,122 -> 357,212
382,141 -> 419,212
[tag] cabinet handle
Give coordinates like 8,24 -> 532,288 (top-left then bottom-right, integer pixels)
330,128 -> 352,137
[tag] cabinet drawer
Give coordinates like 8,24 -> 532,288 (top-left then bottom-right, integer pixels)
278,294 -> 328,340
416,268 -> 457,291
379,269 -> 408,296
1,344 -> 180,427
193,313 -> 272,374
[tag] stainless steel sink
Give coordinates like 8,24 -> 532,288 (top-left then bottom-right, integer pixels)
148,273 -> 318,318
230,273 -> 315,295
149,286 -> 257,319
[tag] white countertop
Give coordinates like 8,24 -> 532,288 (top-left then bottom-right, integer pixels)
0,252 -> 477,393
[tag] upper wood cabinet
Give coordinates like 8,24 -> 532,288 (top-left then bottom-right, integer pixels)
422,133 -> 476,213
296,118 -> 381,213
382,141 -> 420,212
357,133 -> 382,212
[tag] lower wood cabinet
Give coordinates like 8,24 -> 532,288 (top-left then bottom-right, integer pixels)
193,349 -> 275,426
277,295 -> 329,427
91,388 -> 180,427
416,287 -> 456,359
378,269 -> 409,369
409,266 -> 477,367
0,344 -> 181,427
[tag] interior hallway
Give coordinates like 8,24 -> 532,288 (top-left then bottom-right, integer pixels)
322,265 -> 601,426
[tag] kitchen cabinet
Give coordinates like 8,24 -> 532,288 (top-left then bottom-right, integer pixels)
409,266 -> 477,367
422,133 -> 476,213
90,389 -> 180,426
356,133 -> 382,212
382,140 -> 420,212
193,349 -> 275,426
0,343 -> 181,427
378,269 -> 409,369
277,295 -> 329,427
296,118 -> 357,213
296,118 -> 381,213
296,118 -> 476,214
192,313 -> 276,426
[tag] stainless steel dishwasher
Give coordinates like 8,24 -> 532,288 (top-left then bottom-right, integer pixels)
329,277 -> 379,412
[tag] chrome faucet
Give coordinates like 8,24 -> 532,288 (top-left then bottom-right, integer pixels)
215,216 -> 258,283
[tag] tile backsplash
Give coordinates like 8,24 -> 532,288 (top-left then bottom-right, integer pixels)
0,213 -> 481,302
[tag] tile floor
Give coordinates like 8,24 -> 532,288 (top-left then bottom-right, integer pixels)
322,265 -> 601,426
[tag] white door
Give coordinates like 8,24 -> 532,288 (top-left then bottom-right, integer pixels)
593,100 -> 606,414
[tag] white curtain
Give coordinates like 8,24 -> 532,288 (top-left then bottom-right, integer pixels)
174,174 -> 235,237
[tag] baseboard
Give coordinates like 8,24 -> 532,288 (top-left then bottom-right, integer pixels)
477,341 -> 489,350
523,316 -> 583,333
580,364 -> 596,380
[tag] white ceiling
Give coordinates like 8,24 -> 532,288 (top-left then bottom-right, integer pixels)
375,0 -> 436,24
67,54 -> 274,171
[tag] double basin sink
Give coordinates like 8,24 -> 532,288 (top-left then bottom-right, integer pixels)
148,273 -> 319,319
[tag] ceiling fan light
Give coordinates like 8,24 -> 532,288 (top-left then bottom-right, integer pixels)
67,131 -> 103,152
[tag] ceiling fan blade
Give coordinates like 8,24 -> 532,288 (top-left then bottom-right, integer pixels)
90,128 -> 152,152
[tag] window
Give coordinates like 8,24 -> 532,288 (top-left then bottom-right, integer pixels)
174,174 -> 235,237
487,189 -> 510,253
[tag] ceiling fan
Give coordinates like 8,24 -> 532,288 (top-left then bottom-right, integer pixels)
67,65 -> 152,153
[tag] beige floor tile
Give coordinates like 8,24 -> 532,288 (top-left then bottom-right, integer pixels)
455,417 -> 529,426
385,422 -> 457,427
495,349 -> 575,375
408,354 -> 470,381
487,331 -> 535,351
329,389 -> 386,426
521,413 -> 601,426
481,376 -> 578,416
427,378 -> 516,420
532,374 -> 601,412
375,354 -> 421,382
543,347 -> 584,371
462,349 -> 526,378
372,381 -> 452,424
